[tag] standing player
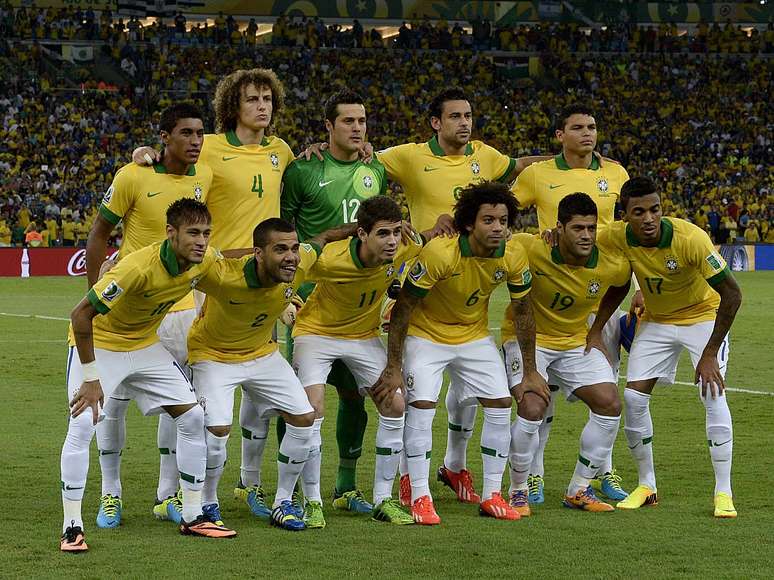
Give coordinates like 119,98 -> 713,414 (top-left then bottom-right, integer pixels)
292,196 -> 431,528
85,103 -> 212,526
508,103 -> 632,504
502,193 -> 631,516
374,182 -> 545,525
60,200 -> 234,552
587,177 -> 742,518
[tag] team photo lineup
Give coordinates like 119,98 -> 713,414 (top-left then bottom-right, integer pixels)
50,49 -> 750,557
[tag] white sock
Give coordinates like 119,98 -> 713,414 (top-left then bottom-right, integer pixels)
96,397 -> 128,497
275,423 -> 313,507
568,411 -> 621,496
239,395 -> 269,487
61,412 -> 94,532
174,406 -> 207,522
443,387 -> 476,473
374,414 -> 404,505
399,449 -> 408,477
623,388 -> 657,490
202,430 -> 229,506
63,499 -> 83,533
702,390 -> 733,495
529,393 -> 554,477
509,416 -> 541,492
404,406 -> 436,502
301,418 -> 324,504
181,487 -> 203,523
480,407 -> 511,500
157,412 -> 179,500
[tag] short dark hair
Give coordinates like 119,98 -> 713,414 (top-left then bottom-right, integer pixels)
453,181 -> 519,232
555,103 -> 595,132
159,103 -> 204,134
324,89 -> 366,125
357,196 -> 402,234
429,87 -> 469,122
166,198 -> 210,229
252,217 -> 295,248
558,192 -> 598,225
620,177 -> 659,211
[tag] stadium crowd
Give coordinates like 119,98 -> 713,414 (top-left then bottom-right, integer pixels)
0,18 -> 771,248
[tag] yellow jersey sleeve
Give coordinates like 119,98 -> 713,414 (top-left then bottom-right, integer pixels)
87,256 -> 143,314
296,242 -> 322,284
99,164 -> 137,225
376,144 -> 414,182
511,163 -> 537,209
479,143 -> 516,183
404,238 -> 452,297
506,238 -> 532,299
686,227 -> 729,285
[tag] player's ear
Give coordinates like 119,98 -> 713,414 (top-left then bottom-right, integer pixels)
430,117 -> 441,132
325,119 -> 333,134
357,226 -> 368,242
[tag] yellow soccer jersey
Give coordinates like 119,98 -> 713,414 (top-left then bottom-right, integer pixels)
513,154 -> 630,232
500,232 -> 631,350
404,235 -> 531,345
200,131 -> 294,250
607,217 -> 730,325
377,137 -> 515,232
293,235 -> 424,340
87,241 -> 220,352
188,243 -> 319,364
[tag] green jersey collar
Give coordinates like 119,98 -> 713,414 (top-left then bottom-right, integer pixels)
428,135 -> 474,157
554,152 -> 599,171
225,130 -> 270,147
160,240 -> 181,276
153,163 -> 196,176
626,218 -> 673,249
550,244 -> 599,268
243,256 -> 262,287
459,234 -> 505,258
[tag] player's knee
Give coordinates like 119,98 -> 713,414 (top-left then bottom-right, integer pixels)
516,393 -> 546,421
409,399 -> 437,410
480,396 -> 513,409
285,411 -> 315,428
382,393 -> 405,417
591,387 -> 622,416
207,425 -> 231,437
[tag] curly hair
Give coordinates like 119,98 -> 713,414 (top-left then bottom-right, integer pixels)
212,68 -> 286,134
453,181 -> 519,232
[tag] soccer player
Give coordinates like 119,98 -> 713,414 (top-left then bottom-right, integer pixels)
508,103 -> 632,504
502,193 -> 631,516
374,181 -> 545,525
292,196 -> 431,528
587,177 -> 742,518
188,218 -> 350,531
60,199 -> 234,552
85,103 -> 212,526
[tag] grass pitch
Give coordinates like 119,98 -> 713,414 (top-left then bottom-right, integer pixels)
1,272 -> 773,579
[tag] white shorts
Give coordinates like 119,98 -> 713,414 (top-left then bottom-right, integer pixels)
292,335 -> 386,396
588,308 -> 625,377
157,308 -> 197,368
66,342 -> 197,416
502,341 -> 615,401
403,335 -> 510,404
627,320 -> 729,385
191,350 -> 314,427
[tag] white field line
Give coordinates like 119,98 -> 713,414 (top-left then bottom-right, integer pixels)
0,311 -> 69,321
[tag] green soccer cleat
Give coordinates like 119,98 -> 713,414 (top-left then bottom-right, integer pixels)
332,489 -> 373,514
303,501 -> 326,529
153,489 -> 183,524
372,498 -> 415,525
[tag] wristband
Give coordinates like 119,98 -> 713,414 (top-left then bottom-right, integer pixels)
81,361 -> 99,382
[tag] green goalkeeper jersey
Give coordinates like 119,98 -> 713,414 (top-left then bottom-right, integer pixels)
281,150 -> 388,241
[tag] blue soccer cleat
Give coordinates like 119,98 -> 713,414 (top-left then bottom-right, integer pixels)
527,474 -> 545,504
593,470 -> 629,501
332,489 -> 373,514
270,500 -> 306,531
96,494 -> 122,528
202,503 -> 225,526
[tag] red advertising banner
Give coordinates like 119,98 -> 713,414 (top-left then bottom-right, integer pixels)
0,248 -> 119,277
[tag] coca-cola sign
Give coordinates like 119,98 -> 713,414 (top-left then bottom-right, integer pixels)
67,249 -> 120,276
0,248 -> 119,277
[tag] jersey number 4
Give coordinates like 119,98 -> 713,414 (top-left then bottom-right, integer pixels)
252,175 -> 264,198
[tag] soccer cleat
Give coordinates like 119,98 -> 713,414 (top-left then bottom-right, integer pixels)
60,525 -> 88,552
270,500 -> 306,531
235,482 -> 272,519
527,474 -> 545,504
332,489 -> 373,514
153,490 -> 183,524
480,492 -> 520,520
437,465 -> 481,504
714,492 -> 737,518
563,487 -> 615,512
508,489 -> 531,517
202,503 -> 225,526
96,494 -> 122,528
411,495 -> 441,525
291,488 -> 305,518
591,470 -> 629,502
303,501 -> 326,529
372,498 -> 415,525
399,474 -> 411,507
179,514 -> 237,538
616,485 -> 658,510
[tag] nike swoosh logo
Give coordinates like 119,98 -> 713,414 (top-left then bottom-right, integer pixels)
196,478 -> 205,483
143,292 -> 156,298
423,166 -> 439,172
348,446 -> 362,454
497,453 -> 508,459
319,179 -> 335,187
229,299 -> 247,305
100,450 -> 120,455
64,485 -> 84,490
712,439 -> 732,447
535,270 -> 547,276
627,443 -> 641,450
451,273 -> 462,277
290,459 -> 306,464
146,191 -> 163,198
549,184 -> 563,190
222,156 -> 238,161
405,452 -> 425,458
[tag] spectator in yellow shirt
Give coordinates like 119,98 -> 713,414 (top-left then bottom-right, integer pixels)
744,223 -> 760,243
74,218 -> 90,247
46,217 -> 59,246
0,220 -> 11,247
62,219 -> 76,246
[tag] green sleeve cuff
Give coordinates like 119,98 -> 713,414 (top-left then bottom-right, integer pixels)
496,158 -> 517,183
99,204 -> 121,225
508,281 -> 531,294
707,266 -> 731,288
87,288 -> 110,314
404,280 -> 429,298
308,241 -> 322,257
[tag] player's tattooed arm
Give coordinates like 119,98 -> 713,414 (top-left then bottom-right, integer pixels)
696,275 -> 742,398
585,280 -> 631,363
510,295 -> 550,403
309,222 -> 359,249
70,298 -> 104,424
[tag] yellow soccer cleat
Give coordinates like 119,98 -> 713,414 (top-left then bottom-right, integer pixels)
616,485 -> 658,510
714,493 -> 737,518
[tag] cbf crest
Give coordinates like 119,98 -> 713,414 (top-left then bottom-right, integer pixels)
471,161 -> 481,175
284,286 -> 294,300
193,183 -> 203,200
362,175 -> 373,189
493,268 -> 506,283
190,275 -> 201,289
270,153 -> 280,170
597,178 -> 609,194
405,371 -> 415,390
664,254 -> 680,273
586,278 -> 601,298
386,265 -> 395,278
510,356 -> 521,373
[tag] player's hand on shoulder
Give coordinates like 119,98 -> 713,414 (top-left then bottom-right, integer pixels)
132,146 -> 160,165
280,302 -> 298,328
358,142 -> 374,164
430,214 -> 456,238
540,228 -> 559,246
400,220 -> 419,244
297,142 -> 328,161
695,353 -> 725,399
70,380 -> 105,425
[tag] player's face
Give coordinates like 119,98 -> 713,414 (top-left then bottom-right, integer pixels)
162,118 -> 205,165
625,193 -> 663,245
168,220 -> 211,264
432,100 -> 472,148
256,231 -> 301,284
468,204 -> 509,250
327,104 -> 367,154
360,220 -> 402,261
558,215 -> 597,259
557,114 -> 597,155
238,83 -> 273,132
